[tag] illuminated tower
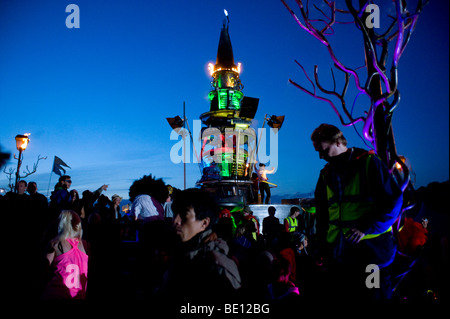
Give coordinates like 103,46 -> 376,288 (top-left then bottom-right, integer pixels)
198,12 -> 259,207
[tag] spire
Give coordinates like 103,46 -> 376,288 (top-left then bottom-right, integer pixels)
216,10 -> 236,69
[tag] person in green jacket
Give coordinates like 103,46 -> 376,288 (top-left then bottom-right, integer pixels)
311,123 -> 403,300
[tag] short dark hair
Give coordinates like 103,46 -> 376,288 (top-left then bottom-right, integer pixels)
59,175 -> 71,183
311,123 -> 347,146
18,180 -> 27,187
290,206 -> 300,216
27,181 -> 37,193
172,188 -> 219,229
268,206 -> 276,216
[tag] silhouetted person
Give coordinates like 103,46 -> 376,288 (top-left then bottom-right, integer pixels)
49,175 -> 72,222
27,181 -> 49,237
263,206 -> 281,247
68,189 -> 82,216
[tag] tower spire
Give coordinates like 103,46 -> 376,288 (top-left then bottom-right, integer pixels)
197,12 -> 260,206
216,10 -> 236,69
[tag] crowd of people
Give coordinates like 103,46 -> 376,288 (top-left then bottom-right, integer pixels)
1,175 -> 131,300
0,173 -> 315,306
0,123 -> 446,309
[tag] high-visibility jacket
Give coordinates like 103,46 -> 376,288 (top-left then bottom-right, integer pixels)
244,215 -> 260,241
323,150 -> 392,244
284,216 -> 298,233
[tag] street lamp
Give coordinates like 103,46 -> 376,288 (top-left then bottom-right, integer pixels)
166,103 -> 201,190
15,134 -> 30,151
14,134 -> 30,193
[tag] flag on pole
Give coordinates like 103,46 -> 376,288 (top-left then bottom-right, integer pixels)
166,116 -> 184,131
52,156 -> 71,176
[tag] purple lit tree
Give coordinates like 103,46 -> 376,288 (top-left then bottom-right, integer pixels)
281,0 -> 428,193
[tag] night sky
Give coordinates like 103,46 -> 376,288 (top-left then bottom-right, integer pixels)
0,0 -> 448,201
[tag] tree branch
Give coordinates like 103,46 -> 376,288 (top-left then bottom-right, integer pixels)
20,155 -> 47,179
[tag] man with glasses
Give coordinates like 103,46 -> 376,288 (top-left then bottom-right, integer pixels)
311,123 -> 403,299
49,175 -> 73,221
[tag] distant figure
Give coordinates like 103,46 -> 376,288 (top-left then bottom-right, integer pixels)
163,185 -> 176,223
243,206 -> 260,241
27,181 -> 49,237
251,172 -> 259,203
42,210 -> 89,299
266,257 -> 300,301
105,194 -> 123,242
128,174 -> 167,225
68,189 -> 82,216
284,207 -> 300,233
215,208 -> 237,242
263,206 -> 281,246
80,184 -> 109,221
109,194 -> 123,221
256,163 -> 275,204
93,194 -> 111,221
4,180 -> 31,231
131,194 -> 164,223
17,180 -> 28,195
7,180 -> 30,212
49,175 -> 72,221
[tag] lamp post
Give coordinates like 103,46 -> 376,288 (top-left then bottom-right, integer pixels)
166,102 -> 202,190
14,134 -> 30,193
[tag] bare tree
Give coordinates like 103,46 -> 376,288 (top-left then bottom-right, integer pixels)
2,155 -> 47,192
2,167 -> 15,192
281,0 -> 428,193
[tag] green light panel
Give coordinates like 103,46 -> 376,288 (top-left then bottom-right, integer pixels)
217,89 -> 243,110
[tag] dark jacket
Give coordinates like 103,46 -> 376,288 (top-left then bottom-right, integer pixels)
49,187 -> 71,220
160,229 -> 241,302
314,147 -> 403,266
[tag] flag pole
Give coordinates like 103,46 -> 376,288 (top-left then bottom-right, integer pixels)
183,101 -> 186,190
47,156 -> 55,198
248,113 -> 268,174
184,115 -> 202,174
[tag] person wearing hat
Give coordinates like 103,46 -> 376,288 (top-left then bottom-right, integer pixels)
243,206 -> 260,241
163,185 -> 175,222
109,194 -> 123,221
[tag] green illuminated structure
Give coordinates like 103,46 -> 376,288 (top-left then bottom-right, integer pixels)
198,14 -> 259,206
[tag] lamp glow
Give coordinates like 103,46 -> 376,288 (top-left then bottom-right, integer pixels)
15,134 -> 30,151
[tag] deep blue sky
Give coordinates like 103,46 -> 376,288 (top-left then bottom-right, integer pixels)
1,0 -> 448,201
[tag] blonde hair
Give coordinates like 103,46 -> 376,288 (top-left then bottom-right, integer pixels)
56,210 -> 83,241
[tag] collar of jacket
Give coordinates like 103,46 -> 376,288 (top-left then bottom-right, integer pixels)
182,229 -> 229,259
